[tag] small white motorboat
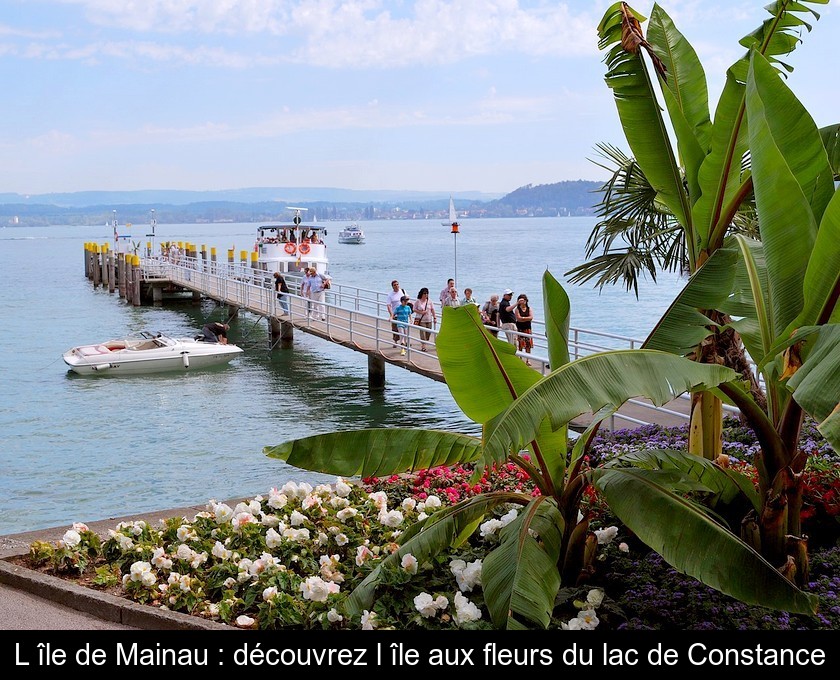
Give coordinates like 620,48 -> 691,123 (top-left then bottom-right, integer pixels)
63,331 -> 243,375
337,224 -> 365,244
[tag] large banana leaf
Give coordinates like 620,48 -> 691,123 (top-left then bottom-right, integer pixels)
484,350 -> 737,465
345,492 -> 526,617
694,1 -> 827,250
542,270 -> 570,370
597,3 -> 691,231
264,428 -> 481,477
647,4 -> 710,201
642,245 -> 738,354
609,449 -> 760,512
786,324 -> 840,450
437,304 -> 539,423
746,52 -> 820,337
482,497 -> 564,629
820,123 -> 840,177
591,466 -> 818,614
788,187 -> 840,333
437,304 -> 568,485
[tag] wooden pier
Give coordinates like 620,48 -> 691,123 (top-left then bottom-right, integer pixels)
82,243 -> 696,431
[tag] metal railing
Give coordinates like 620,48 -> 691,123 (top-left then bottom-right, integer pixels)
140,256 -> 750,428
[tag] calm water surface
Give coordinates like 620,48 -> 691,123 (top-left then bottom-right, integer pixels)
0,218 -> 682,534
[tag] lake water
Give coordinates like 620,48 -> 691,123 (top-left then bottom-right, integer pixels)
0,217 -> 683,535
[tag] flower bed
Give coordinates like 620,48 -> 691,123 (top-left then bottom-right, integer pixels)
17,420 -> 837,630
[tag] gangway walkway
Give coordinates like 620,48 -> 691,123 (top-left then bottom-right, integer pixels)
138,255 -> 718,431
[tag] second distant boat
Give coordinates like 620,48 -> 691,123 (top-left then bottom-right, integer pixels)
337,224 -> 365,244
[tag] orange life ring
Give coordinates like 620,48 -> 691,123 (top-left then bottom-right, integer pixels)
284,242 -> 296,255
298,242 -> 311,255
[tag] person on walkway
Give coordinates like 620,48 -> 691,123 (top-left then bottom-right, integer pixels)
392,295 -> 414,355
442,286 -> 461,309
481,294 -> 500,337
514,293 -> 534,365
461,288 -> 479,307
304,268 -> 327,320
439,278 -> 455,306
273,272 -> 290,315
387,279 -> 408,343
201,322 -> 229,344
413,287 -> 436,351
498,289 -> 518,347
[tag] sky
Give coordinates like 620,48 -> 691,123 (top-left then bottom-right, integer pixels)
1,0 -> 837,196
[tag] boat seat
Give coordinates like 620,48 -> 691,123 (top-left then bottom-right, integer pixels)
79,345 -> 113,356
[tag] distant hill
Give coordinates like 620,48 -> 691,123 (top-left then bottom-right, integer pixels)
0,181 -> 603,226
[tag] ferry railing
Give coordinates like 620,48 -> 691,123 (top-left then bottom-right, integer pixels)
140,258 -> 755,428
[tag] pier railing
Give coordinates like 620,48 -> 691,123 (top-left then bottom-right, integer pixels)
140,255 -> 746,429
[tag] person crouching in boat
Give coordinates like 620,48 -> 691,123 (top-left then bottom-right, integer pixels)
201,322 -> 229,344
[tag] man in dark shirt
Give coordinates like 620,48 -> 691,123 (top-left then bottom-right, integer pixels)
497,289 -> 518,346
273,272 -> 290,315
201,322 -> 229,344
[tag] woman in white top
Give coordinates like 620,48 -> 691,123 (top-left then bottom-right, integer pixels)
413,287 -> 437,351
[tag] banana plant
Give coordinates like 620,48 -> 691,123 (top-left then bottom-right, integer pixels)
593,0 -> 835,458
266,271 -> 818,625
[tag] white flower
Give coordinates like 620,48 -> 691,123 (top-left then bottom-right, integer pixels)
500,508 -> 518,526
151,547 -> 173,570
330,496 -> 350,509
360,610 -> 377,630
401,497 -> 417,512
263,586 -> 278,602
213,503 -> 234,524
232,512 -> 257,530
316,531 -> 329,546
71,522 -> 89,533
267,489 -> 288,510
334,478 -> 352,497
290,510 -> 307,526
336,507 -> 358,522
334,533 -> 349,546
594,526 -> 619,545
319,555 -> 345,583
413,592 -> 448,618
62,529 -> 81,548
619,542 -> 630,553
576,609 -> 600,630
368,491 -> 388,509
453,592 -> 482,625
479,518 -> 503,538
562,617 -> 584,630
355,545 -> 375,567
414,593 -> 438,618
282,527 -> 310,542
115,533 -> 134,551
300,576 -> 340,602
586,588 -> 605,608
417,512 -> 428,521
265,528 -> 283,549
424,495 -> 442,509
302,494 -> 322,510
450,558 -> 482,592
223,577 -> 237,589
176,525 -> 195,542
327,608 -> 344,623
260,513 -> 281,527
378,509 -> 404,527
176,544 -> 194,561
235,615 -> 256,628
141,571 -> 157,587
129,561 -> 153,583
401,553 -> 418,575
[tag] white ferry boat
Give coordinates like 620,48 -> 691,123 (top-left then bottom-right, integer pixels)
255,208 -> 329,276
337,224 -> 365,244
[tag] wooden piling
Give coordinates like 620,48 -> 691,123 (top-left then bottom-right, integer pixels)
92,244 -> 102,287
368,354 -> 386,391
270,317 -> 294,349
